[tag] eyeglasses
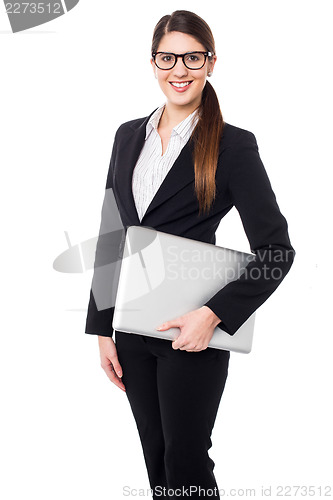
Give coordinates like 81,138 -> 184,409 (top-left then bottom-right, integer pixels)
152,51 -> 212,70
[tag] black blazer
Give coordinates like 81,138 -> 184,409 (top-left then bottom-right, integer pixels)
85,108 -> 295,338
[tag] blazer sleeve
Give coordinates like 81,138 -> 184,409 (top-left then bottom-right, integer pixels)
203,131 -> 296,335
84,127 -> 123,338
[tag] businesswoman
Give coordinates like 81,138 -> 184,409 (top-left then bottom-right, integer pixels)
85,9 -> 295,500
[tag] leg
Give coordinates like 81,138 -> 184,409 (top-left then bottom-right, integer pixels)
150,337 -> 230,499
114,330 -> 169,499
115,331 -> 230,499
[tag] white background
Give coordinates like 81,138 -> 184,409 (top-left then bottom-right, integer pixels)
1,1 -> 332,498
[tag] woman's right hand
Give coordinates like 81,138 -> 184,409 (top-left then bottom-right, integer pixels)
98,336 -> 126,392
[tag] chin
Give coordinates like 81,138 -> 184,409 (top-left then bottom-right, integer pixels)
163,87 -> 202,104
169,98 -> 193,107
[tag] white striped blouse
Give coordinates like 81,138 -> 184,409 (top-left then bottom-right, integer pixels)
132,103 -> 200,222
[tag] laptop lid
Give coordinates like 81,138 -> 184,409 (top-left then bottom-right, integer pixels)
112,226 -> 256,353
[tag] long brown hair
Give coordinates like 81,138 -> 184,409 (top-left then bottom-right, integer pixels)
151,10 -> 225,216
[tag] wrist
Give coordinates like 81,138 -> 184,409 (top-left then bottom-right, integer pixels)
200,306 -> 221,328
98,335 -> 112,342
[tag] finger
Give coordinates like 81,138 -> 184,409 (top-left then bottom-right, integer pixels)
156,322 -> 169,331
110,371 -> 126,391
187,345 -> 208,352
171,339 -> 182,350
108,370 -> 126,391
178,343 -> 200,351
109,355 -> 123,379
156,319 -> 181,331
103,362 -> 126,391
172,340 -> 190,351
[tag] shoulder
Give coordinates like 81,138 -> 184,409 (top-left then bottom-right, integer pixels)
113,109 -> 158,142
219,123 -> 271,194
218,122 -> 260,175
221,122 -> 258,150
117,116 -> 147,133
217,122 -> 265,187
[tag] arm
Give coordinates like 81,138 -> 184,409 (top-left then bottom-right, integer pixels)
85,127 -> 124,338
204,131 -> 296,335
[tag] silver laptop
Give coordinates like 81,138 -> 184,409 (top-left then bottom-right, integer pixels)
112,226 -> 256,353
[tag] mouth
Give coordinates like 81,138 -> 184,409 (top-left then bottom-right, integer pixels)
169,80 -> 193,88
168,80 -> 193,92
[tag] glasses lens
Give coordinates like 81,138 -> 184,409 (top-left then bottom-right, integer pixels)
155,53 -> 176,69
154,52 -> 206,70
184,52 -> 205,69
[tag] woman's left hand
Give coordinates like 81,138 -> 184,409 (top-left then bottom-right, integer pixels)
155,306 -> 221,352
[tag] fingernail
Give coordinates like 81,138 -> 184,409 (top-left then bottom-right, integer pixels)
117,371 -> 122,378
156,324 -> 163,330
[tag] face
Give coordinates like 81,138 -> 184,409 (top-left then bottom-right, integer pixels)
150,31 -> 216,111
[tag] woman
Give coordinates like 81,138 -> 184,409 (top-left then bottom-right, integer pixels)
85,9 -> 295,499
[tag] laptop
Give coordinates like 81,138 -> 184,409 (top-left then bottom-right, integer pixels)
112,226 -> 256,353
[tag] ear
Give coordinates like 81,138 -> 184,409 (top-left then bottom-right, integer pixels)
208,54 -> 217,75
150,58 -> 157,78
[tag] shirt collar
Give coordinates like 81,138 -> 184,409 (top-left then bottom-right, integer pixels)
145,104 -> 200,141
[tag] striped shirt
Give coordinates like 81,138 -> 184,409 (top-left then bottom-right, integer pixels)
132,103 -> 200,222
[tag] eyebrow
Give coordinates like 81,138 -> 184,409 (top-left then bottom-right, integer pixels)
156,50 -> 202,53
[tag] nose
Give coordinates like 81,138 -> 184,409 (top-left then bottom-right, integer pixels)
172,56 -> 188,77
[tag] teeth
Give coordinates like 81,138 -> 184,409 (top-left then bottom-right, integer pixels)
171,82 -> 191,88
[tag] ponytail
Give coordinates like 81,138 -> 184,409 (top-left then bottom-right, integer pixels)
191,80 -> 224,216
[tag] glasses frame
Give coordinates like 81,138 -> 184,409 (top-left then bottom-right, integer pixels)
152,51 -> 212,70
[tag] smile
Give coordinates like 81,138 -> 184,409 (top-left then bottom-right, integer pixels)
169,81 -> 193,93
169,81 -> 193,88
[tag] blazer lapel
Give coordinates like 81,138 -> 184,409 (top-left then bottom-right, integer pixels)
142,140 -> 195,223
114,109 -> 196,226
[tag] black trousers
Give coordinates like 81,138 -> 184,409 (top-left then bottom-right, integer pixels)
115,330 -> 231,499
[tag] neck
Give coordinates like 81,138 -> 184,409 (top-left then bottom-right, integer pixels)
159,100 -> 201,129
